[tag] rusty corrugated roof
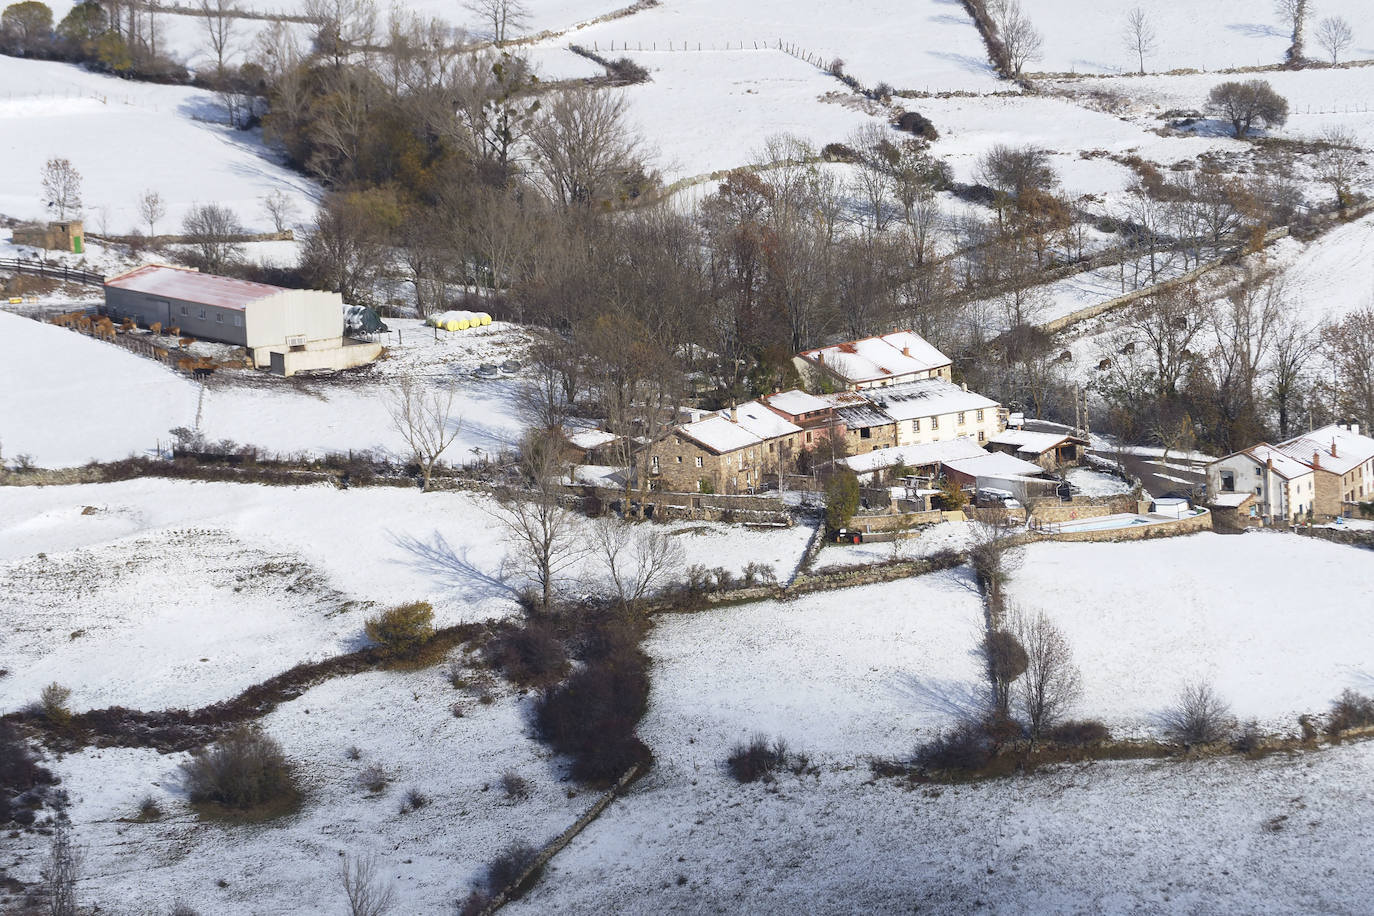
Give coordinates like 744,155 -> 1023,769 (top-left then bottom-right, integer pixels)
104,265 -> 285,311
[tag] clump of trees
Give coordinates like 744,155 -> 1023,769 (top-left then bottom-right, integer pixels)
181,725 -> 297,813
1207,80 -> 1289,139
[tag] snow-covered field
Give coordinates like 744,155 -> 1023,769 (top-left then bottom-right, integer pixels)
645,572 -> 986,766
1007,532 -> 1374,736
0,56 -> 317,234
811,519 -> 980,570
1026,0 -> 1374,74
0,477 -> 815,712
512,740 -> 1374,914
0,309 -> 527,467
1065,466 -> 1134,497
555,0 -> 1004,93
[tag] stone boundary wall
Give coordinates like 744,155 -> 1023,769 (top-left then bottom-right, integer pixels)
1284,525 -> 1374,550
480,764 -> 642,915
1041,509 -> 1212,543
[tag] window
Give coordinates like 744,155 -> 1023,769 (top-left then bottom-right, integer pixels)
978,431 -> 985,442
957,412 -> 966,425
233,315 -> 243,327
860,428 -> 871,439
806,431 -> 813,443
976,409 -> 984,422
695,456 -> 703,468
215,313 -> 223,323
198,308 -> 206,320
1221,471 -> 1235,491
179,305 -> 188,316
675,455 -> 682,463
651,456 -> 659,472
912,419 -> 920,432
931,415 -> 939,430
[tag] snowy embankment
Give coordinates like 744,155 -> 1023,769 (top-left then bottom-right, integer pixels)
0,56 -> 316,233
1007,532 -> 1374,737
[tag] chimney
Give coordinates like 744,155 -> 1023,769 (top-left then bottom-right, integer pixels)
1353,423 -> 1361,436
961,382 -> 968,391
730,406 -> 738,422
902,346 -> 911,357
1331,439 -> 1338,458
1266,458 -> 1273,471
817,351 -> 825,364
1313,450 -> 1321,469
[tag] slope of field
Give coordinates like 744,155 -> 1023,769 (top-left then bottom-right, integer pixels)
0,56 -> 317,233
511,741 -> 1374,914
1027,0 -> 1374,74
1007,532 -> 1374,736
557,0 -> 1005,93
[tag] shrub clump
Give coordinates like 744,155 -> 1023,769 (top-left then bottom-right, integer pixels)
895,110 -> 939,141
1327,689 -> 1374,736
912,721 -> 995,773
483,840 -> 541,899
534,625 -> 651,785
483,621 -> 569,688
38,682 -> 73,725
364,601 -> 435,658
0,721 -> 60,826
181,725 -> 296,812
725,734 -> 794,784
1044,719 -> 1111,745
1161,681 -> 1234,746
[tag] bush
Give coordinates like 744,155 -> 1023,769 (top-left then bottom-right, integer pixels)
0,721 -> 58,825
1327,689 -> 1374,735
725,734 -> 789,783
606,56 -> 649,83
364,601 -> 434,658
181,725 -> 295,811
483,622 -> 569,688
1161,681 -> 1234,746
399,787 -> 429,813
500,771 -> 531,800
824,470 -> 860,532
820,142 -> 858,163
136,794 -> 163,821
1044,719 -> 1111,745
1231,720 -> 1264,754
740,562 -> 777,587
913,721 -> 994,772
895,110 -> 938,141
484,841 -> 541,897
534,637 -> 651,785
38,682 -> 73,724
359,764 -> 389,794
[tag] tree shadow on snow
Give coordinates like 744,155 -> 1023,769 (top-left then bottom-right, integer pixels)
891,674 -> 990,726
389,530 -> 522,603
1225,22 -> 1286,40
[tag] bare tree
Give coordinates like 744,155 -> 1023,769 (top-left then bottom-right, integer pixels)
1316,16 -> 1354,64
991,0 -> 1043,76
1274,0 -> 1310,61
341,853 -> 396,916
464,0 -> 527,44
527,87 -> 648,208
304,0 -> 377,68
593,517 -> 684,617
42,819 -> 80,916
181,203 -> 245,273
199,0 -> 238,75
492,436 -> 587,613
1011,607 -> 1082,741
40,157 -> 82,220
1161,680 -> 1234,745
1322,306 -> 1374,433
1122,6 -> 1157,75
1269,313 -> 1319,439
137,188 -> 166,237
388,378 -> 463,491
261,188 -> 297,233
1316,127 -> 1363,208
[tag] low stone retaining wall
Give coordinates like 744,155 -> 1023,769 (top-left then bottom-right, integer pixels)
1041,508 -> 1212,543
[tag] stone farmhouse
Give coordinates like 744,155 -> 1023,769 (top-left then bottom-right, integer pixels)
1206,424 -> 1374,523
794,330 -> 953,390
985,429 -> 1089,471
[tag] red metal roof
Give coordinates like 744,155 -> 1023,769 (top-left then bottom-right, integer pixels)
104,265 -> 286,311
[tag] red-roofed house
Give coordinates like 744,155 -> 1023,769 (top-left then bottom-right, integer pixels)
103,264 -> 378,375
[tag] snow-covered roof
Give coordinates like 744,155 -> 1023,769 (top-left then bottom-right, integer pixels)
105,264 -> 286,311
987,429 -> 1084,455
867,378 -> 1000,422
799,330 -> 951,384
566,429 -> 618,451
570,465 -> 629,487
764,389 -> 830,416
840,437 -> 988,474
942,451 -> 1046,480
1212,492 -> 1255,508
1276,425 -> 1374,476
1240,444 -> 1313,480
730,401 -> 801,439
678,415 -> 763,454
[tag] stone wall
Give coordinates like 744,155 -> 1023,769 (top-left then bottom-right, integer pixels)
1028,494 -> 1137,524
1042,509 -> 1213,543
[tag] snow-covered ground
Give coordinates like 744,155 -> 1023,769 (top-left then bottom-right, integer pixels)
1007,532 -> 1374,737
511,740 -> 1374,914
0,309 -> 527,468
554,0 -> 1004,93
0,477 -> 815,712
643,571 -> 987,767
0,56 -> 318,234
811,519 -> 980,569
1026,0 -> 1374,74
5,662 -> 591,914
1065,466 -> 1134,497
